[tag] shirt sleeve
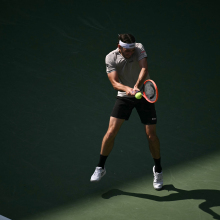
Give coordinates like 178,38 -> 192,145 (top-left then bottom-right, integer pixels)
136,43 -> 147,61
105,54 -> 116,74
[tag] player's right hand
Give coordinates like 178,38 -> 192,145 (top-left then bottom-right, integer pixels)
126,88 -> 136,96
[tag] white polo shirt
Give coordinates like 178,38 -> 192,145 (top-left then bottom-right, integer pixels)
105,43 -> 149,97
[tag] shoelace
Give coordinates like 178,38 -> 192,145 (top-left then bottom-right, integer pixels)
154,173 -> 162,182
94,169 -> 102,177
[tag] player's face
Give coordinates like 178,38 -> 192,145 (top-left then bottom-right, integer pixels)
119,46 -> 135,59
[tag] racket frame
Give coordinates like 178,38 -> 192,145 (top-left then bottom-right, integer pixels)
142,79 -> 158,103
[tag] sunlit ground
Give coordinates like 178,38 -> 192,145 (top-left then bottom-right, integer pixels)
21,150 -> 220,220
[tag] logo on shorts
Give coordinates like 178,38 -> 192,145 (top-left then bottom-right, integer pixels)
152,118 -> 157,120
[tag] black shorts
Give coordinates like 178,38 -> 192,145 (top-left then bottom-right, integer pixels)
111,96 -> 157,125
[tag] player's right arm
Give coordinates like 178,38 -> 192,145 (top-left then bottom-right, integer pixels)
107,71 -> 135,96
106,53 -> 136,96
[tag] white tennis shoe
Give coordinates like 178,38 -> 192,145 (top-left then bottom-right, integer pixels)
90,167 -> 106,182
153,166 -> 163,190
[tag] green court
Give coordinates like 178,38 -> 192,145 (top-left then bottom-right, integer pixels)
0,0 -> 220,219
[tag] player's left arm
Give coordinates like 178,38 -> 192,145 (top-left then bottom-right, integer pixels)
134,57 -> 148,90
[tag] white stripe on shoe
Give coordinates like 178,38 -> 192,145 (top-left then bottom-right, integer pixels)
90,167 -> 106,182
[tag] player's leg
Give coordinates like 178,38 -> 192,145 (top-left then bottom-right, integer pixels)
100,116 -> 125,156
96,116 -> 125,171
144,124 -> 162,173
90,117 -> 124,182
98,97 -> 133,167
90,97 -> 133,182
135,99 -> 161,168
135,98 -> 163,190
145,124 -> 163,190
145,124 -> 160,161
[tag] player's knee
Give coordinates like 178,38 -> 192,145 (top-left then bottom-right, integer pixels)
146,133 -> 158,142
105,130 -> 117,140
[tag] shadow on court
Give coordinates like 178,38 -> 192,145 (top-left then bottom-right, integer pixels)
1,0 -> 220,219
102,185 -> 220,220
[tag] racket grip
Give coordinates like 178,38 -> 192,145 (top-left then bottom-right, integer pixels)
134,90 -> 142,95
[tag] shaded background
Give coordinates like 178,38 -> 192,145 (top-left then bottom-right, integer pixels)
0,0 -> 220,219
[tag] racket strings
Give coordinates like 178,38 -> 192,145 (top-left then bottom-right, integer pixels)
144,82 -> 156,99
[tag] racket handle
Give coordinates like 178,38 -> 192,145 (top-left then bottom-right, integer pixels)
134,90 -> 143,95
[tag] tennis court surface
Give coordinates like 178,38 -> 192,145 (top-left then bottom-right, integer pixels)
0,0 -> 219,219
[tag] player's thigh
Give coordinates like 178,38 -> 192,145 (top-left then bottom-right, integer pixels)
135,99 -> 157,124
107,116 -> 125,135
111,97 -> 134,121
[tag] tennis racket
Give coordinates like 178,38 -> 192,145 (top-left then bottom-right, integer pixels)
136,79 -> 159,103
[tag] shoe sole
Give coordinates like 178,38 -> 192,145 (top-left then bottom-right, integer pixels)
90,170 -> 106,182
154,185 -> 163,191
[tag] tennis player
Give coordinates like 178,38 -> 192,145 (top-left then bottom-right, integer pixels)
90,34 -> 163,190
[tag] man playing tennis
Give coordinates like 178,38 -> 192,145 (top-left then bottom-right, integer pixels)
90,34 -> 163,190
